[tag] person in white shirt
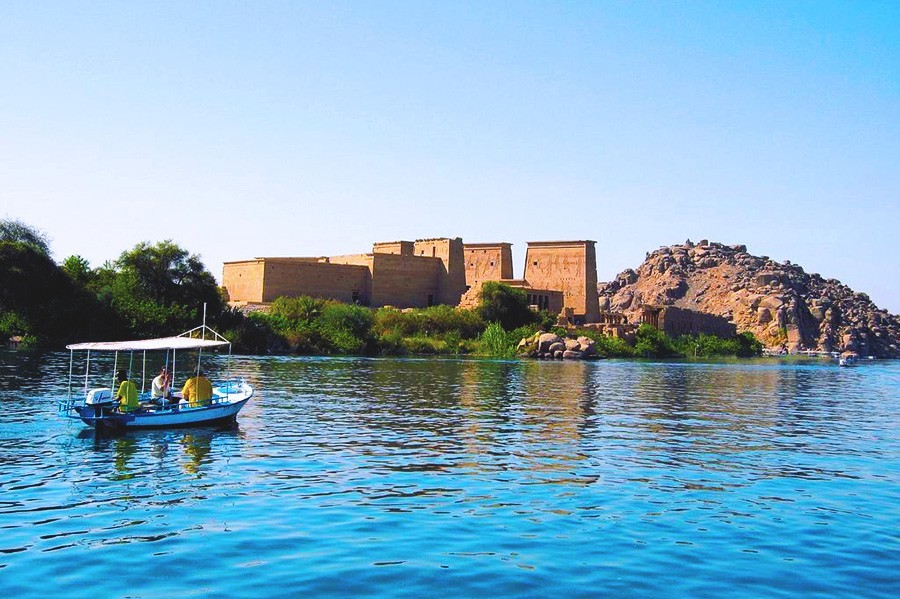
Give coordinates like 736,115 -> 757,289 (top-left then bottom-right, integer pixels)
151,366 -> 172,404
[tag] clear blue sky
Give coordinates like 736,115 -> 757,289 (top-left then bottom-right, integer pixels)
2,1 -> 898,312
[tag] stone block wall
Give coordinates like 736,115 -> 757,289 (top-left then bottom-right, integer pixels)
261,259 -> 371,304
373,241 -> 414,256
222,260 -> 266,303
463,243 -> 514,287
413,238 -> 467,305
369,252 -> 443,307
223,237 -> 605,317
524,241 -> 600,323
642,305 -> 737,338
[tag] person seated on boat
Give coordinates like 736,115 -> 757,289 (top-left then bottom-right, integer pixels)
115,370 -> 140,413
181,370 -> 213,408
151,366 -> 173,404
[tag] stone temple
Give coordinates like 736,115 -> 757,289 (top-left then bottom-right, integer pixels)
222,237 -> 603,324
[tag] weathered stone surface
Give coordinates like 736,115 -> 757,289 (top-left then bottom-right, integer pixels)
598,240 -> 900,357
517,333 -> 600,361
538,333 -> 562,353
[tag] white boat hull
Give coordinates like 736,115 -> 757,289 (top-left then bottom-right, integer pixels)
64,382 -> 253,431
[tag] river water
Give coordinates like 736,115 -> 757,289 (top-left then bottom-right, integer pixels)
0,352 -> 898,597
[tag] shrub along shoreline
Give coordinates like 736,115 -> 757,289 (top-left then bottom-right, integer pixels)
0,221 -> 762,360
222,292 -> 763,359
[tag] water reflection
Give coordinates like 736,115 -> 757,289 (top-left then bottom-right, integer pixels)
0,353 -> 898,597
181,433 -> 212,476
113,437 -> 138,480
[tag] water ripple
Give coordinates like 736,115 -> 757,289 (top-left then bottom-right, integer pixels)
0,353 -> 898,597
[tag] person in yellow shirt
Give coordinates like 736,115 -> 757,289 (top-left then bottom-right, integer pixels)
115,370 -> 140,413
182,370 -> 213,408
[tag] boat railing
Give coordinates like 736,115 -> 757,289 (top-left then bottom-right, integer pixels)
58,397 -> 82,417
59,378 -> 248,418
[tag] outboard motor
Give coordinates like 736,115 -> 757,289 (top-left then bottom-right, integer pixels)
85,388 -> 114,406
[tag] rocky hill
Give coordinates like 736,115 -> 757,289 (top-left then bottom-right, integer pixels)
598,240 -> 900,358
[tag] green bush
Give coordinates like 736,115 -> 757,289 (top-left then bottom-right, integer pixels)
373,305 -> 485,339
478,322 -> 519,358
672,331 -> 765,358
376,329 -> 407,355
634,323 -> 676,358
477,282 -> 538,331
593,335 -> 635,358
270,296 -> 326,324
317,302 -> 374,354
735,331 -> 764,357
401,336 -> 444,355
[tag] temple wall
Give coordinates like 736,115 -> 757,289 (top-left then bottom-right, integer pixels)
643,305 -> 737,338
369,253 -> 443,307
260,259 -> 371,304
463,243 -> 514,287
224,237 -> 607,316
222,260 -> 266,303
523,241 -> 600,323
413,238 -> 467,305
373,241 -> 414,256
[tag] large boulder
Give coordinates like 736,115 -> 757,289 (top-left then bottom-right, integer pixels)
538,333 -> 562,353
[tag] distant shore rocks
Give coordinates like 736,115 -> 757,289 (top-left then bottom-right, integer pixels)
517,332 -> 598,360
598,239 -> 900,358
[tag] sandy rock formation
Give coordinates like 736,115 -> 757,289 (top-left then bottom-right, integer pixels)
518,332 -> 597,360
599,240 -> 900,358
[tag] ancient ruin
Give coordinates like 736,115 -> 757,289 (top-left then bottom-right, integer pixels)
223,237 -> 603,323
222,236 -> 750,342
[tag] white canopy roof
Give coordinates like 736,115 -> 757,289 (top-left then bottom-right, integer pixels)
66,325 -> 231,351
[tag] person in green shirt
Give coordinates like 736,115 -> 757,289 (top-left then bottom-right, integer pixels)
115,370 -> 140,413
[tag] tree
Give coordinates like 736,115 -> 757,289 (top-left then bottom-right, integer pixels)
477,282 -> 538,331
0,219 -> 50,255
0,241 -> 116,345
108,240 -> 224,336
115,240 -> 221,308
61,255 -> 93,287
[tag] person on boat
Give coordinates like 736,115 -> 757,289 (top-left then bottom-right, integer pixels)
115,370 -> 140,413
151,366 -> 172,404
182,370 -> 213,408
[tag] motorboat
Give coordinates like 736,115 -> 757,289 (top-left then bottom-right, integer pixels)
59,324 -> 253,432
838,351 -> 858,367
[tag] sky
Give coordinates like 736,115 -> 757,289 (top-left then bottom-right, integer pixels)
1,1 -> 898,312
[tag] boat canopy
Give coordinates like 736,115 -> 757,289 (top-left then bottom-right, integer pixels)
66,325 -> 230,351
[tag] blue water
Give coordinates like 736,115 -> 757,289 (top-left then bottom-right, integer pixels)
0,352 -> 898,597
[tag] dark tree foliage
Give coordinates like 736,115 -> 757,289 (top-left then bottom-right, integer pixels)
0,219 -> 50,255
0,242 -> 118,345
0,224 -> 228,346
477,282 -> 539,331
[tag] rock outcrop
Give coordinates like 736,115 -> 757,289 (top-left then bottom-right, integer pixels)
599,240 -> 900,358
517,332 -> 598,360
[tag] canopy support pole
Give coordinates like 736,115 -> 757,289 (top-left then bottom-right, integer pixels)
141,350 -> 147,393
196,303 -> 206,379
112,351 -> 118,394
68,349 -> 74,399
84,350 -> 91,396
